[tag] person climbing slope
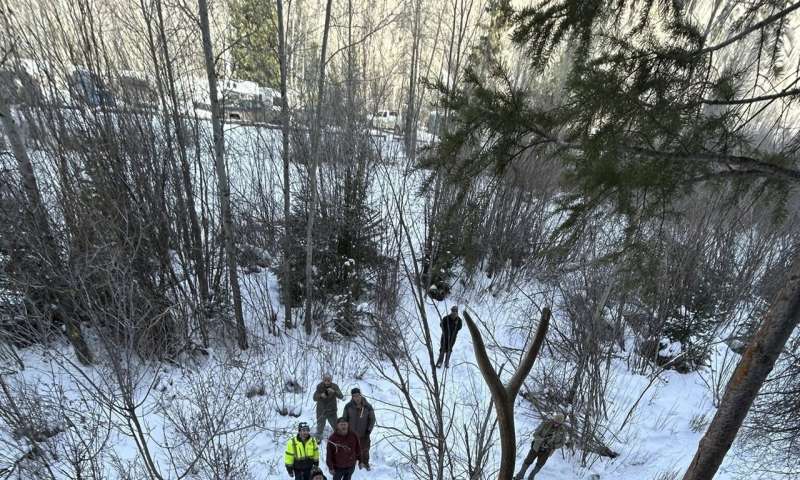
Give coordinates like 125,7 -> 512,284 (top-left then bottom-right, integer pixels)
514,413 -> 568,479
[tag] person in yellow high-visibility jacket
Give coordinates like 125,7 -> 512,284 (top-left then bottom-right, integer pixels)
285,422 -> 320,480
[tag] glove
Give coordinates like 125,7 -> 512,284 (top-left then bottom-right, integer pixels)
358,462 -> 364,470
326,387 -> 335,394
288,473 -> 294,478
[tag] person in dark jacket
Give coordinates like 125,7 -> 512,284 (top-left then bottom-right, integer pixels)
436,305 -> 462,368
514,414 -> 568,479
341,388 -> 376,470
313,373 -> 344,440
326,418 -> 361,480
284,422 -> 320,480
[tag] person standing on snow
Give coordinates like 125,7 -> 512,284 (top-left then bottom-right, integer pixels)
313,373 -> 344,440
341,387 -> 376,471
436,305 -> 462,368
514,413 -> 568,479
284,422 -> 320,480
326,418 -> 361,480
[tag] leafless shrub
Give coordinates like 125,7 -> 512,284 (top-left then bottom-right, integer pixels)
652,470 -> 680,480
689,413 -> 709,434
159,358 -> 265,480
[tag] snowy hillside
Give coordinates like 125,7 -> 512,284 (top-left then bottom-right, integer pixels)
6,1 -> 800,476
1,118 -> 791,479
1,267 -> 763,479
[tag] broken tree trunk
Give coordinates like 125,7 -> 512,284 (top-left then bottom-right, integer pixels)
463,307 -> 551,480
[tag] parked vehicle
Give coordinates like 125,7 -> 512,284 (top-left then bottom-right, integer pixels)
68,68 -> 116,108
370,110 -> 402,132
0,68 -> 44,106
114,71 -> 158,111
260,86 -> 284,124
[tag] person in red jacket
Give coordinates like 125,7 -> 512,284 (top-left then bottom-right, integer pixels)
326,418 -> 361,480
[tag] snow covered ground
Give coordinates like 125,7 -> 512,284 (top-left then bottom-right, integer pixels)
0,123 -> 774,479
1,270 -> 758,479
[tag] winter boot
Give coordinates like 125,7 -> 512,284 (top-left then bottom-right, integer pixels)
435,350 -> 445,368
528,463 -> 543,480
513,466 -> 529,480
444,352 -> 451,368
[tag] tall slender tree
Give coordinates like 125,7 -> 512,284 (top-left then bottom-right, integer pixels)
140,0 -> 211,345
303,0 -> 335,334
197,0 -> 248,349
403,0 -> 422,162
276,0 -> 293,329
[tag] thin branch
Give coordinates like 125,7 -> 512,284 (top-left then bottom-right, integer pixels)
463,311 -> 508,403
506,307 -> 551,399
324,6 -> 400,67
702,87 -> 800,105
697,2 -> 800,55
534,132 -> 800,184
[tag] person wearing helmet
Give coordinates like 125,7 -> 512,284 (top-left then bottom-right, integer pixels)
435,305 -> 462,368
285,422 -> 320,480
514,413 -> 568,479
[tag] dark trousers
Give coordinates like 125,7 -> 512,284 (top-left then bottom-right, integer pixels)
436,335 -> 455,366
358,435 -> 371,466
316,411 -> 337,439
332,466 -> 355,480
292,468 -> 312,480
515,447 -> 552,479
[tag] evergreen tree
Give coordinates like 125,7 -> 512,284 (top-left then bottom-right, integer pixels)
229,0 -> 280,87
282,168 -> 386,337
434,2 -> 800,479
